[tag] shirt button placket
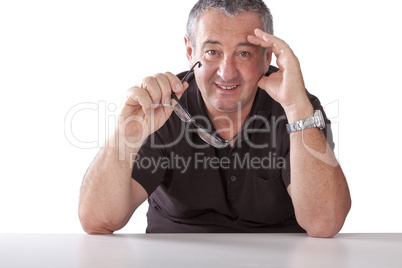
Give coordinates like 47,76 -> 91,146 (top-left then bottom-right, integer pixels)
227,150 -> 239,202
228,150 -> 236,183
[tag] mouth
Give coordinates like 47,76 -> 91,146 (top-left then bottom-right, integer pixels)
215,83 -> 239,90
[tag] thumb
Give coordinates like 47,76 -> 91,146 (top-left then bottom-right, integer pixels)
258,76 -> 278,101
174,81 -> 189,99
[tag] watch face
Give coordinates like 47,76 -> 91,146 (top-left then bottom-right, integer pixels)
315,110 -> 325,129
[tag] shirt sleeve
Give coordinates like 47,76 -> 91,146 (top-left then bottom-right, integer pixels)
132,131 -> 168,196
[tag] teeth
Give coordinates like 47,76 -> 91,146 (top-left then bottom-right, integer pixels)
218,85 -> 237,90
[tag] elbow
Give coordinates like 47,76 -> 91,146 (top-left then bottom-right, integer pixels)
78,206 -> 115,235
300,195 -> 352,238
80,221 -> 114,235
305,223 -> 342,238
300,216 -> 344,238
78,196 -> 135,235
300,204 -> 351,238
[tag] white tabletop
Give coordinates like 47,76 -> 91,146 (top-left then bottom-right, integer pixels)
1,233 -> 401,267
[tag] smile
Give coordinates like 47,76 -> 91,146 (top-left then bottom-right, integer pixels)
215,84 -> 238,90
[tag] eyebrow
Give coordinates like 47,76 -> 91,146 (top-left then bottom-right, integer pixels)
201,40 -> 257,49
201,40 -> 221,49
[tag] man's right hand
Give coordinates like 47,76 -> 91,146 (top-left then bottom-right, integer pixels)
118,72 -> 189,143
79,72 -> 189,234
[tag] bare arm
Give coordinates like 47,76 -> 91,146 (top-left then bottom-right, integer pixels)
286,104 -> 351,238
78,136 -> 148,234
78,72 -> 188,234
248,29 -> 351,237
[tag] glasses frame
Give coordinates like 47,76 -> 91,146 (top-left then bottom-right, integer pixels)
170,61 -> 239,148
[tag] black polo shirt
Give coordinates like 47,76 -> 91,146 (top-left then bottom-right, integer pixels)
132,66 -> 333,233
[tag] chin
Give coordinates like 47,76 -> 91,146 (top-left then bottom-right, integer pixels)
212,101 -> 242,113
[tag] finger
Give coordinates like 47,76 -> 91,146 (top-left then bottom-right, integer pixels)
254,29 -> 291,53
126,86 -> 153,115
141,76 -> 163,107
249,29 -> 294,59
153,73 -> 172,106
161,71 -> 184,106
250,29 -> 300,71
247,32 -> 281,57
162,72 -> 191,109
165,72 -> 186,94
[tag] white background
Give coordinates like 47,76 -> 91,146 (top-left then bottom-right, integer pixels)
0,0 -> 401,233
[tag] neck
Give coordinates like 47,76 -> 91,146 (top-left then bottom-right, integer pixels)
206,102 -> 253,142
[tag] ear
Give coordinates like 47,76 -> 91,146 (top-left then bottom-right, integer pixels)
184,35 -> 194,68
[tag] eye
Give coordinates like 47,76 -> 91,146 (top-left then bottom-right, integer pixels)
240,51 -> 251,57
207,50 -> 217,56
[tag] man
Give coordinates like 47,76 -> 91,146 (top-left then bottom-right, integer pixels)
79,0 -> 351,237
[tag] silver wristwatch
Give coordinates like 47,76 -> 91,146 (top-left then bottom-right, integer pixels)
286,110 -> 326,134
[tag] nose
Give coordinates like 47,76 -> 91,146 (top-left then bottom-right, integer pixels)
216,56 -> 238,82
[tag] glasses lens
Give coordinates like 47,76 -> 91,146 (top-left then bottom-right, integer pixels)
196,127 -> 227,148
172,103 -> 192,122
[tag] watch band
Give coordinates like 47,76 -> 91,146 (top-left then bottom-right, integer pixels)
286,110 -> 325,134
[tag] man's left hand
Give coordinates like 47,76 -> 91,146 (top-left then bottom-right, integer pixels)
247,29 -> 313,121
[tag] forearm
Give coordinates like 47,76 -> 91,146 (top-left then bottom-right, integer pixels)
78,70 -> 186,234
78,131 -> 144,234
286,104 -> 351,237
248,29 -> 351,237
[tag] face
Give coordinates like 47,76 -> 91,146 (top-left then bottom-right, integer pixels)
185,9 -> 271,116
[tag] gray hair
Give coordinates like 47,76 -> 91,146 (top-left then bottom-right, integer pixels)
186,0 -> 273,45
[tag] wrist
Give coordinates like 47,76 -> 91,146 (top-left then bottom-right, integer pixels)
284,100 -> 314,124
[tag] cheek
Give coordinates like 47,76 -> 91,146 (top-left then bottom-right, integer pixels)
195,67 -> 215,85
195,60 -> 264,86
240,65 -> 263,84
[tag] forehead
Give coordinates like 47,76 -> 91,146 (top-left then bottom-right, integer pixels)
195,9 -> 263,46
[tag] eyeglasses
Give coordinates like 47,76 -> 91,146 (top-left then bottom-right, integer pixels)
170,61 -> 240,148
